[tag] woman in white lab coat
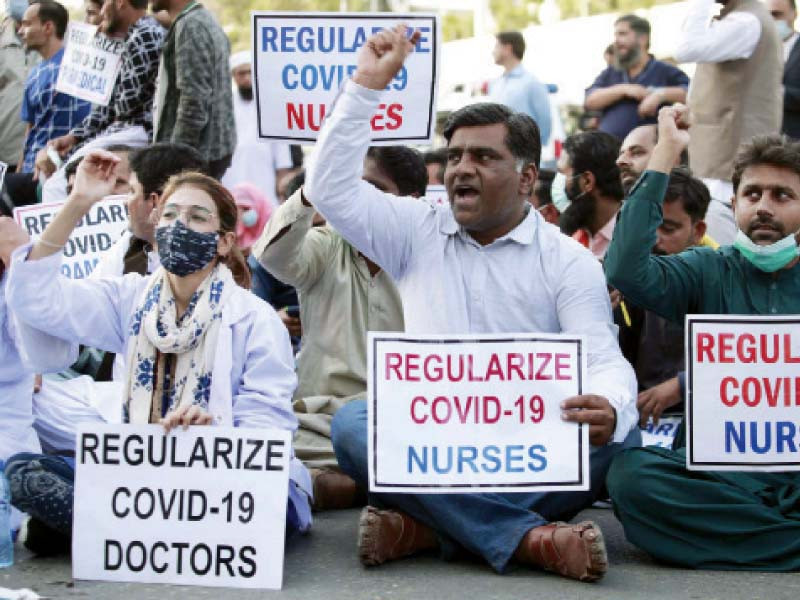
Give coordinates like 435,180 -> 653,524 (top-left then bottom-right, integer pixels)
5,151 -> 312,549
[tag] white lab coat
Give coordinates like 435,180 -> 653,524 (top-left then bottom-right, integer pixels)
6,246 -> 312,531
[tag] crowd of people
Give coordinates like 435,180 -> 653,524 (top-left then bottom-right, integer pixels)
1,0 -> 800,587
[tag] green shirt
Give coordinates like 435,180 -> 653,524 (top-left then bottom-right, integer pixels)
604,171 -> 800,323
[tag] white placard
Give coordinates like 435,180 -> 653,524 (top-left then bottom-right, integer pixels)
72,424 -> 291,590
686,316 -> 800,471
14,195 -> 129,279
56,22 -> 124,106
425,184 -> 447,205
251,12 -> 439,144
641,415 -> 682,448
0,161 -> 7,192
368,333 -> 589,493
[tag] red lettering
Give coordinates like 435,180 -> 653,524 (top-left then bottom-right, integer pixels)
410,396 -> 427,424
697,332 -> 715,362
423,354 -> 443,382
720,376 -> 738,406
405,353 -> 420,382
718,333 -> 735,363
385,353 -> 402,380
431,396 -> 451,424
742,377 -> 761,407
485,354 -> 504,381
370,103 -> 386,131
555,353 -> 571,380
453,396 -> 472,424
467,355 -> 483,381
535,353 -> 552,380
483,396 -> 501,424
786,334 -> 800,363
736,333 -> 757,363
386,103 -> 403,129
764,377 -> 782,407
287,103 -> 304,130
507,353 -> 525,380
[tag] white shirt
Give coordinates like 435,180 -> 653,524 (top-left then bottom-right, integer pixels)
91,231 -> 159,281
221,92 -> 293,207
675,0 -> 762,63
305,81 -> 638,443
784,31 -> 799,61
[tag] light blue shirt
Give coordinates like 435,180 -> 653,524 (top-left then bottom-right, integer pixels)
488,65 -> 552,146
305,80 -> 637,443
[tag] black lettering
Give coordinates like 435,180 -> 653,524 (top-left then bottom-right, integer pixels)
187,490 -> 206,521
215,544 -> 235,577
265,440 -> 285,471
111,487 -> 130,518
81,433 -> 100,465
243,439 -> 263,471
104,539 -> 122,570
188,437 -> 210,468
172,542 -> 189,574
123,434 -> 144,465
158,488 -> 178,519
103,434 -> 121,465
238,546 -> 257,578
133,488 -> 155,519
190,543 -> 212,575
170,436 -> 186,467
148,435 -> 166,466
109,203 -> 124,222
126,541 -> 147,572
150,541 -> 169,573
213,437 -> 233,469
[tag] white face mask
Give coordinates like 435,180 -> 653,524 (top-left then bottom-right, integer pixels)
775,19 -> 795,41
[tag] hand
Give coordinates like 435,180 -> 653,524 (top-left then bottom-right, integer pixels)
0,216 -> 30,266
561,394 -> 617,446
609,288 -> 622,311
637,376 -> 681,428
160,403 -> 213,433
353,24 -> 422,91
637,91 -> 663,118
33,148 -> 56,181
277,307 -> 302,338
50,134 -> 77,157
656,104 -> 691,150
33,374 -> 43,394
624,84 -> 649,101
70,149 -> 120,209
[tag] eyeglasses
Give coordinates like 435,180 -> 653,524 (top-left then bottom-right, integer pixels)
160,203 -> 219,225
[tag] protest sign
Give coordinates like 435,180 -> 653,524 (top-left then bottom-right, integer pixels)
686,316 -> 800,471
641,415 -> 682,448
56,22 -> 124,106
252,12 -> 439,144
425,184 -> 447,206
72,424 -> 291,590
14,195 -> 129,279
368,333 -> 589,493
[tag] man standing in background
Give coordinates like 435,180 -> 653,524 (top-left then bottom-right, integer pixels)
222,51 -> 292,207
488,31 -> 551,147
769,0 -> 800,139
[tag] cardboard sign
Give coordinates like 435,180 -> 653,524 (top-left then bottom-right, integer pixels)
251,12 -> 439,144
425,184 -> 447,206
641,415 -> 682,449
687,316 -> 800,471
368,333 -> 589,493
72,424 -> 291,590
14,196 -> 129,279
56,22 -> 124,106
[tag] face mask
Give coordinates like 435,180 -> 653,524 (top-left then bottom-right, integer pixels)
241,208 -> 259,228
733,229 -> 800,272
775,19 -> 794,41
7,0 -> 27,22
551,172 -> 571,213
155,220 -> 219,277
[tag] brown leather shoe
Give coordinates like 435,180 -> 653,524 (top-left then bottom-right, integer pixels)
521,521 -> 607,582
357,506 -> 438,566
311,468 -> 365,511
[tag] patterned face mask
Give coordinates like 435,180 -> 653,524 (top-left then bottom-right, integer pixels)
155,220 -> 219,277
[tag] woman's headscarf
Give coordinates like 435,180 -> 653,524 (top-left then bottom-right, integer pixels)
231,183 -> 273,250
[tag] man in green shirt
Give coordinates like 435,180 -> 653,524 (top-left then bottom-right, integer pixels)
604,105 -> 800,570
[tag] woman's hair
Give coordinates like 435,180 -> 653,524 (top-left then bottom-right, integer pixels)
159,173 -> 252,289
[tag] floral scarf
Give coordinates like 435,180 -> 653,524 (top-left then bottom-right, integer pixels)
124,264 -> 233,423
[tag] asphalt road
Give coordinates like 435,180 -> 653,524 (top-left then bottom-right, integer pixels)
2,508 -> 799,599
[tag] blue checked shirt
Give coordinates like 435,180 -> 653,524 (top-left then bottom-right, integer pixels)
20,47 -> 91,173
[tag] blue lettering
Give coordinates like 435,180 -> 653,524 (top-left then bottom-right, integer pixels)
527,445 -> 548,472
282,64 -> 298,90
751,421 -> 772,454
407,445 -> 427,473
280,27 -> 295,52
725,421 -> 746,453
482,445 -> 501,473
505,445 -> 524,473
261,26 -> 277,52
297,27 -> 315,52
414,27 -> 431,53
432,446 -> 453,474
457,446 -> 478,473
777,421 -> 797,453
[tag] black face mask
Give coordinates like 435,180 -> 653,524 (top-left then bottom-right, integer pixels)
238,85 -> 253,101
155,220 -> 219,277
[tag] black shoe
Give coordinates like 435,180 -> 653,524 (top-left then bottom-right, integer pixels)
23,518 -> 71,556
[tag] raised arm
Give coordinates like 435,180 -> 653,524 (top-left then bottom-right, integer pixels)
304,25 -> 430,280
604,105 -> 703,323
252,189 -> 333,291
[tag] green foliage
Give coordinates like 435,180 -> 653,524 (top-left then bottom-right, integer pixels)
491,0 -> 534,31
442,12 -> 474,41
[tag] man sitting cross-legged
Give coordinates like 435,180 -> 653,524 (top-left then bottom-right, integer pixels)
304,26 -> 639,582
